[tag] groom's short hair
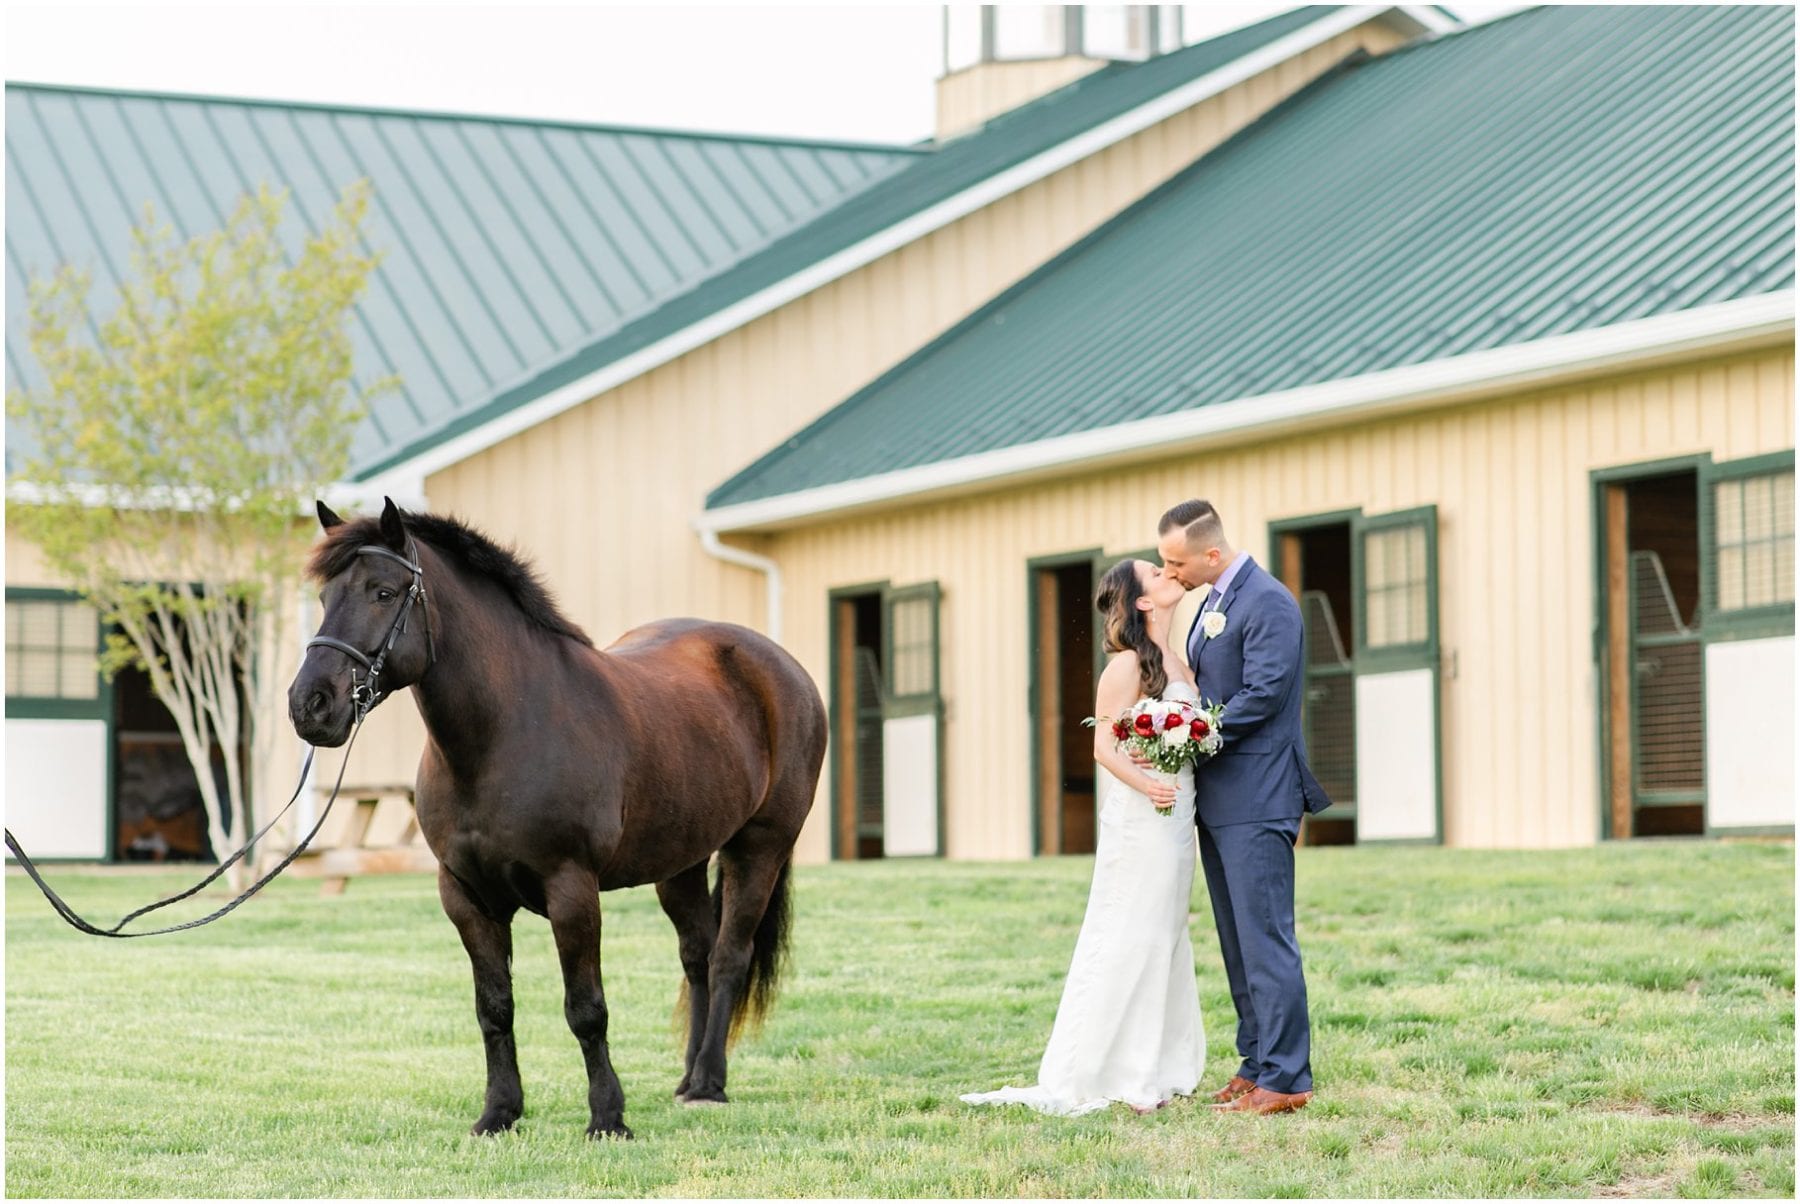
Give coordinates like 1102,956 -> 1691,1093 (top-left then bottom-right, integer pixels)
1159,499 -> 1227,550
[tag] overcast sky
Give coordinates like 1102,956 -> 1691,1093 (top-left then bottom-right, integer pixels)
6,2 -> 1528,146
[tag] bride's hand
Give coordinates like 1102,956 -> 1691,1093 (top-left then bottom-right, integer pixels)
1141,775 -> 1178,809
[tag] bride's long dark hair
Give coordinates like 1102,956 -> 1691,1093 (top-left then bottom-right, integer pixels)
1095,558 -> 1167,700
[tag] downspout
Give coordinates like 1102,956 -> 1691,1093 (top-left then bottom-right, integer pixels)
697,525 -> 783,645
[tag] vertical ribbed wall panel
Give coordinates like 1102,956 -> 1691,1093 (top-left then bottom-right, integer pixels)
397,21 -> 1405,803
765,348 -> 1792,861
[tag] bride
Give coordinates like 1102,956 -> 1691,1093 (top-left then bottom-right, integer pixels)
962,557 -> 1204,1116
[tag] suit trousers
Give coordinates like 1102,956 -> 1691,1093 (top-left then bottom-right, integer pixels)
1196,815 -> 1312,1095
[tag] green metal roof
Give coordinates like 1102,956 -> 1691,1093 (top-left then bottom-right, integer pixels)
707,4 -> 1795,511
4,85 -> 923,476
346,4 -> 1370,479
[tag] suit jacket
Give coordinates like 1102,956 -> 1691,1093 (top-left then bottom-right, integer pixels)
1180,556 -> 1332,827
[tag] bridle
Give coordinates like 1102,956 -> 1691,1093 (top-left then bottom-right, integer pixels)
305,538 -> 438,720
3,533 -> 441,939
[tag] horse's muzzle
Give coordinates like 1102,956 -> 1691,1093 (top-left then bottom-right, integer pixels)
288,675 -> 354,748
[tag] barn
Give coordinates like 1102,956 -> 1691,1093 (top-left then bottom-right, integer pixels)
6,4 -> 1792,865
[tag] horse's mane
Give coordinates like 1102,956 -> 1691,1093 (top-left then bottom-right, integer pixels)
307,510 -> 595,648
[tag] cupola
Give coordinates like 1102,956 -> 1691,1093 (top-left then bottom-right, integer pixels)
936,5 -> 1185,141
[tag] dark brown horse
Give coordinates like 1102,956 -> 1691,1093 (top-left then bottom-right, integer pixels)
288,499 -> 826,1139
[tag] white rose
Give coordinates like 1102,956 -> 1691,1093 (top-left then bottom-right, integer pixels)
1201,611 -> 1227,639
1162,725 -> 1191,747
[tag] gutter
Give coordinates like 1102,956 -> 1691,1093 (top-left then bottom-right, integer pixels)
696,527 -> 783,644
359,6 -> 1419,492
697,291 -> 1796,533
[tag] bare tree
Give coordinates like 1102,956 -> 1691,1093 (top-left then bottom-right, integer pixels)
8,182 -> 394,885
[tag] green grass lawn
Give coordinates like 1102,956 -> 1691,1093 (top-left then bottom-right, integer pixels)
5,841 -> 1793,1197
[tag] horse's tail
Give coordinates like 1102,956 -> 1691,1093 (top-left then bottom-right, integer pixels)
718,854 -> 793,1047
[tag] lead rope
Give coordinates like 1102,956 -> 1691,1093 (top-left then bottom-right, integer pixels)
7,536 -> 433,938
5,710 -> 370,938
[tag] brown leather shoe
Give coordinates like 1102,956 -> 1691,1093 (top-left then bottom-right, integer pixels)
1208,1075 -> 1257,1104
1213,1086 -> 1313,1115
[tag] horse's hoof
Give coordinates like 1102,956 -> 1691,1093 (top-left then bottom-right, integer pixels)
587,1121 -> 633,1141
679,1091 -> 729,1107
471,1111 -> 520,1136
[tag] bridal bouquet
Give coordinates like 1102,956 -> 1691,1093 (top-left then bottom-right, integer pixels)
1085,695 -> 1227,777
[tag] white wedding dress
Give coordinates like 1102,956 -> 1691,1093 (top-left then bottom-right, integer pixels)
962,680 -> 1205,1116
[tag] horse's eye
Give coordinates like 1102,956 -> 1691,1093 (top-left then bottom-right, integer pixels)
376,589 -> 396,603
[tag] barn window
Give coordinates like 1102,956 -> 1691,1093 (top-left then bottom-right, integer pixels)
943,5 -> 983,72
993,5 -> 1065,58
5,595 -> 100,701
1084,6 -> 1151,60
1712,467 -> 1794,611
1361,523 -> 1430,649
886,586 -> 939,700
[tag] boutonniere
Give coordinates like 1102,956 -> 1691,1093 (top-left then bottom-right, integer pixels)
1201,611 -> 1228,640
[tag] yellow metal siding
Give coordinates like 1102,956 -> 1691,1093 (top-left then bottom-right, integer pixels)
4,527 -> 60,589
770,348 -> 1795,861
424,22 -> 1400,630
0,17 -> 1505,831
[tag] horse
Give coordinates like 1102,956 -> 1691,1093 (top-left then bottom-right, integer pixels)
287,498 -> 827,1139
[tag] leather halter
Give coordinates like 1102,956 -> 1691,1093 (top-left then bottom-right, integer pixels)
305,538 -> 437,718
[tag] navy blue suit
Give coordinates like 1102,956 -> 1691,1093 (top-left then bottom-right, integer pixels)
1188,555 -> 1331,1095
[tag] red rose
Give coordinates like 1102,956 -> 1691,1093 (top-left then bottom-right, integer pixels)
1190,717 -> 1210,739
1133,713 -> 1156,736
1163,713 -> 1184,731
1112,719 -> 1130,741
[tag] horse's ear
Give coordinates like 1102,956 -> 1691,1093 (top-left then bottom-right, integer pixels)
378,496 -> 406,550
317,500 -> 345,530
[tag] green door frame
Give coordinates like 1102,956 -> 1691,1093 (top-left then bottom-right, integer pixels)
1026,548 -> 1103,855
825,580 -> 888,861
4,587 -> 118,863
1588,454 -> 1710,841
1350,505 -> 1444,845
1269,510 -> 1364,547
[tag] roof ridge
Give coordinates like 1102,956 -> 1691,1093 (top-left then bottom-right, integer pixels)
2,80 -> 931,158
705,49 -> 1382,508
348,4 -> 1390,480
1369,2 -> 1548,61
946,5 -> 1348,143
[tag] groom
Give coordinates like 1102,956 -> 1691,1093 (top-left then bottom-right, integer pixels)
1151,499 -> 1331,1116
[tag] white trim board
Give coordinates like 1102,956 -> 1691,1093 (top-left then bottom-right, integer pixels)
697,292 -> 1797,533
360,6 -> 1424,494
4,478 -> 427,517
